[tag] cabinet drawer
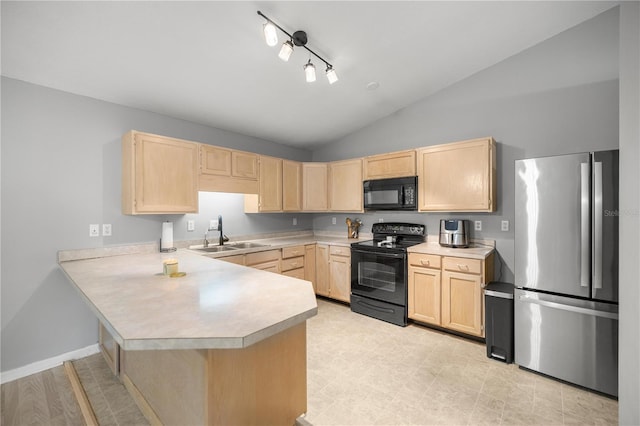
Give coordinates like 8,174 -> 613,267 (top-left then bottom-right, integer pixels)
245,249 -> 281,266
282,268 -> 305,280
329,245 -> 350,257
408,253 -> 441,269
282,245 -> 305,259
442,256 -> 482,274
281,256 -> 304,272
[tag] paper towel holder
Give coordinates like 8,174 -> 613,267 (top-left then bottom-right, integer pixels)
160,241 -> 177,253
160,221 -> 177,253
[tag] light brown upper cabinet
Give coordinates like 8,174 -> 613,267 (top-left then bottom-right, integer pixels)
328,158 -> 363,212
244,155 -> 283,213
417,137 -> 496,212
283,160 -> 303,212
363,150 -> 416,180
122,131 -> 199,215
302,163 -> 328,211
199,145 -> 258,194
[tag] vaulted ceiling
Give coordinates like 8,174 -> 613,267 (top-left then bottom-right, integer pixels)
1,1 -> 619,148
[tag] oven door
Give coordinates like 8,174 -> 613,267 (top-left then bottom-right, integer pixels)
350,247 -> 407,306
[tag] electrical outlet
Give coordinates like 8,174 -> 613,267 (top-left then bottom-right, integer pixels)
474,220 -> 482,231
102,224 -> 112,236
187,220 -> 195,231
378,218 -> 384,223
331,217 -> 337,225
293,217 -> 297,226
89,224 -> 100,237
501,220 -> 510,232
210,219 -> 219,230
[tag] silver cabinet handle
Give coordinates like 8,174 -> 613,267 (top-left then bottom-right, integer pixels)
593,161 -> 603,289
580,163 -> 590,288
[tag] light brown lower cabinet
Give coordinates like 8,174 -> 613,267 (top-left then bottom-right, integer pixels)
281,245 -> 305,279
408,252 -> 494,338
304,244 -> 317,292
408,253 -> 441,325
245,249 -> 281,273
313,244 -> 351,302
315,244 -> 330,297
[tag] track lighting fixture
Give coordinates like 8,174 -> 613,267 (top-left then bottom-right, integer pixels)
279,40 -> 294,62
263,22 -> 278,47
304,60 -> 316,82
257,11 -> 338,84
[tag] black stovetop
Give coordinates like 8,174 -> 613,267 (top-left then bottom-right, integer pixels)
351,222 -> 426,253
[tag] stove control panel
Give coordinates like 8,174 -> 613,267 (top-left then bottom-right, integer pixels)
371,222 -> 425,236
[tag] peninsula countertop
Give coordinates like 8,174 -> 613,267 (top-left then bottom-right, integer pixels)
59,250 -> 318,351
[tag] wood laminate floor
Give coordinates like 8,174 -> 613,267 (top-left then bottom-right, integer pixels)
1,299 -> 618,425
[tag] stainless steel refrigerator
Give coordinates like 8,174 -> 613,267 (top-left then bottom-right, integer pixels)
514,150 -> 618,397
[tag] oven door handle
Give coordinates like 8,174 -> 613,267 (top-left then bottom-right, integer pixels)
350,248 -> 406,258
355,299 -> 396,314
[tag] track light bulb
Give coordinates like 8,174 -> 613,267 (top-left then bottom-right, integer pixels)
326,66 -> 338,84
263,22 -> 278,47
304,60 -> 316,82
279,40 -> 294,62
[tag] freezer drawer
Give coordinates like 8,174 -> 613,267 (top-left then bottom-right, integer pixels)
514,289 -> 618,396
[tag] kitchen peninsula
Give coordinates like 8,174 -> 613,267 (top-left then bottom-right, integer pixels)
59,248 -> 318,425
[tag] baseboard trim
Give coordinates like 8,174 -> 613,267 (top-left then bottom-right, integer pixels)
1,343 -> 100,384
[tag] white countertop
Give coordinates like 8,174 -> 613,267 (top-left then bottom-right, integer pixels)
59,250 -> 318,351
407,241 -> 494,259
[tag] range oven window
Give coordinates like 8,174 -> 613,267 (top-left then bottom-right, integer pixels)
351,249 -> 406,306
358,260 -> 398,292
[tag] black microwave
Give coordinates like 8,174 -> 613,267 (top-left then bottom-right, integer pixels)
363,176 -> 418,211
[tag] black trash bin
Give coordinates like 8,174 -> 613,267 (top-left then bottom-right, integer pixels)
484,281 -> 514,363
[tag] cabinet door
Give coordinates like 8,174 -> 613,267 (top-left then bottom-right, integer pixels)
315,244 -> 330,296
305,244 -> 317,292
283,160 -> 302,212
123,131 -> 199,214
363,150 -> 416,180
328,159 -> 363,212
408,266 -> 441,325
329,254 -> 351,303
258,156 -> 282,212
441,270 -> 484,337
302,163 -> 328,211
417,137 -> 496,212
232,151 -> 258,179
201,145 -> 232,176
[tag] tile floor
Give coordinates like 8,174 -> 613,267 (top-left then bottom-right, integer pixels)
2,297 -> 618,425
303,298 -> 618,425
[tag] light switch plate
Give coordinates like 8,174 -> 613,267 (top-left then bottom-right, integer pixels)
210,219 -> 219,230
102,224 -> 112,236
293,218 -> 297,226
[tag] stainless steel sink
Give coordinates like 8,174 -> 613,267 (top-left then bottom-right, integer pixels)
227,242 -> 269,249
193,245 -> 239,253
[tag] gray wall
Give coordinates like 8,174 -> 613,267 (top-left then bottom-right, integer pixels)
618,2 -> 640,424
312,8 -> 620,285
0,78 -> 312,372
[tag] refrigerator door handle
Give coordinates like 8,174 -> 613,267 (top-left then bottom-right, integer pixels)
518,295 -> 618,320
593,161 -> 603,289
580,163 -> 590,288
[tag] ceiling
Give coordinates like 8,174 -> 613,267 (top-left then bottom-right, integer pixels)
1,1 -> 619,149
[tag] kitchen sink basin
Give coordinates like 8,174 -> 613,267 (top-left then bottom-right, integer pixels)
227,242 -> 269,249
193,245 -> 239,253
